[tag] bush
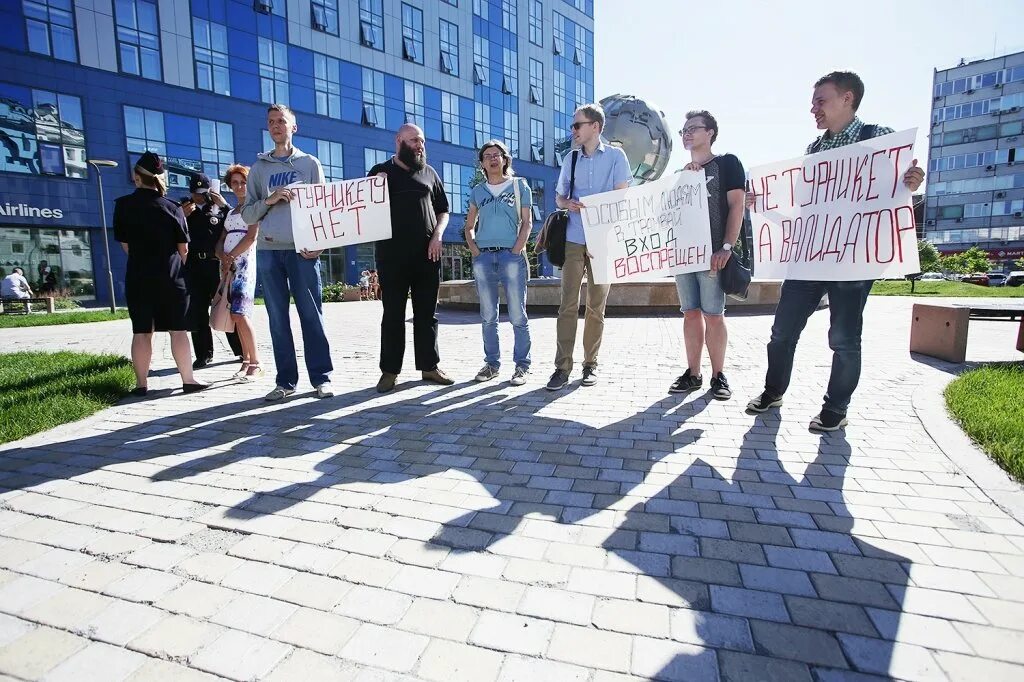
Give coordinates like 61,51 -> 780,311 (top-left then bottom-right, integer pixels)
47,288 -> 82,310
321,282 -> 360,302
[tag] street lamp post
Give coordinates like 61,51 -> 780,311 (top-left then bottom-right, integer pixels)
87,159 -> 118,314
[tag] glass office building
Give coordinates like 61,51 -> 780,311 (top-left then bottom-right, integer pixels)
0,0 -> 595,301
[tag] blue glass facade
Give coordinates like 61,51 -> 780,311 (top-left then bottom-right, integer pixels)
0,0 -> 594,301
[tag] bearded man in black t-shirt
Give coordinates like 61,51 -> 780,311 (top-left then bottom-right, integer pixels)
668,110 -> 747,402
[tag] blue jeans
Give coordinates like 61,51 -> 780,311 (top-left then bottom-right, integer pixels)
764,279 -> 873,415
675,270 -> 726,315
257,249 -> 333,389
473,249 -> 531,369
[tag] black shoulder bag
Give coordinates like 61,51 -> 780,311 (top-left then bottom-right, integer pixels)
537,150 -> 578,268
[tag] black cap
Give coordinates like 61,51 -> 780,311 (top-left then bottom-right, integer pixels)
189,173 -> 211,193
135,151 -> 163,176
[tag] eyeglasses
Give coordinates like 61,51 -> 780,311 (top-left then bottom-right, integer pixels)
680,126 -> 708,136
570,120 -> 596,131
481,152 -> 504,160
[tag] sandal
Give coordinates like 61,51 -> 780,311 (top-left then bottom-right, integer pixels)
244,362 -> 265,381
232,361 -> 251,379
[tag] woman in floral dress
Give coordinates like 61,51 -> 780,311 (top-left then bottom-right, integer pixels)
217,164 -> 263,380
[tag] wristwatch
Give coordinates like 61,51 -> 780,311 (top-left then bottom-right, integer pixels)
722,243 -> 733,251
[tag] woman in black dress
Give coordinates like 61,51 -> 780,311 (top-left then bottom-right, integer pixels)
113,152 -> 206,396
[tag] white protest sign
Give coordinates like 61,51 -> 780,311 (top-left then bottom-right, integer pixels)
747,128 -> 919,281
581,171 -> 712,284
289,175 -> 391,252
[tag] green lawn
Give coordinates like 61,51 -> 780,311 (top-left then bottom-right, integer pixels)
945,363 -> 1024,482
871,281 -> 1024,297
0,310 -> 130,328
0,351 -> 135,445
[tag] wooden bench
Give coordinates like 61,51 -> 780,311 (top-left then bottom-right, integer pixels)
910,302 -> 1024,362
0,297 -> 56,315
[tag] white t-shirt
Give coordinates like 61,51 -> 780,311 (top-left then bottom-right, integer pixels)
486,179 -> 513,197
1,273 -> 30,299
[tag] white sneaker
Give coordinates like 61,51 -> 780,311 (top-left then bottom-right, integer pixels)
264,386 -> 295,401
510,366 -> 529,386
475,364 -> 500,382
315,382 -> 335,399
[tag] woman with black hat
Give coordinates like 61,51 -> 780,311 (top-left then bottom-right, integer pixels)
113,151 -> 206,396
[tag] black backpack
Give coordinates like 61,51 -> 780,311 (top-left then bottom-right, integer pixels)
537,150 -> 578,267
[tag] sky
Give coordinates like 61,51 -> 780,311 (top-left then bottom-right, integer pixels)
594,0 -> 1024,178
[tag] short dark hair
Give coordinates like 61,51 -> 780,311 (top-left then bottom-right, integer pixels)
685,110 -> 719,145
814,71 -> 865,111
575,103 -> 606,130
267,103 -> 296,121
478,140 -> 514,176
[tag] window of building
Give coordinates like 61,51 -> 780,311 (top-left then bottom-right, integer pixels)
0,228 -> 94,297
124,106 -> 234,191
553,11 -> 566,55
501,47 -> 517,95
311,0 -> 339,34
258,38 -> 288,103
317,140 -> 344,181
474,102 -> 490,147
473,34 -> 488,85
359,0 -> 384,50
252,0 -> 285,16
441,92 -> 460,145
364,147 -> 389,172
115,0 -> 161,80
527,177 -> 545,220
193,18 -> 230,95
501,0 -> 516,31
0,84 -> 86,179
939,205 -> 964,219
362,68 -> 385,127
314,53 -> 341,119
23,0 -> 77,62
528,0 -> 542,46
529,58 -> 543,105
401,3 -> 423,64
405,81 -> 424,127
993,199 -> 1024,217
530,118 -> 544,163
504,110 -> 518,157
440,0 -> 456,5
439,19 -> 459,76
472,0 -> 487,20
442,162 -> 473,214
553,69 -> 567,114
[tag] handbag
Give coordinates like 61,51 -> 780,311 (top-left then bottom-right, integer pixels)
536,150 -> 578,268
209,267 -> 235,332
719,250 -> 752,300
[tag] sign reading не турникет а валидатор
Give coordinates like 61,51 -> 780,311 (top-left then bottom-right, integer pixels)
747,128 -> 920,281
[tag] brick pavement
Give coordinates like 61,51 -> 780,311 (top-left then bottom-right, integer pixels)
0,295 -> 1022,681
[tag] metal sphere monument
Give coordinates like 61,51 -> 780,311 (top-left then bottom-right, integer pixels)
554,94 -> 674,184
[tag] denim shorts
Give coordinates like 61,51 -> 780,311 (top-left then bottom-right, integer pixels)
675,270 -> 726,315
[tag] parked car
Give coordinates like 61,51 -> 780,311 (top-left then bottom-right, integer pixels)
987,273 -> 1007,286
920,272 -> 946,281
1005,271 -> 1024,287
961,273 -> 990,286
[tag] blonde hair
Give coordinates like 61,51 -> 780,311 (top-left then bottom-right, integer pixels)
135,168 -> 167,196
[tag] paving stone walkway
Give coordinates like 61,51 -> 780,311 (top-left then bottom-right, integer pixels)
1,295 -> 1022,681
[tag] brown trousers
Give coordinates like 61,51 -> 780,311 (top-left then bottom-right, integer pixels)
555,242 -> 610,371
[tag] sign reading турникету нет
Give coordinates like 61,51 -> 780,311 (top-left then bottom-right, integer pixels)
581,171 -> 713,285
747,128 -> 920,280
289,175 -> 391,252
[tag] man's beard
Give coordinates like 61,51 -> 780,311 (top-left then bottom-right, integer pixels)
398,141 -> 426,171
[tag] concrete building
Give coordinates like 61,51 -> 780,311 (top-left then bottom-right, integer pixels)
0,0 -> 595,303
925,50 -> 1024,270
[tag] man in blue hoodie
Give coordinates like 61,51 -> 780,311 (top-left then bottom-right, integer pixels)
241,104 -> 334,401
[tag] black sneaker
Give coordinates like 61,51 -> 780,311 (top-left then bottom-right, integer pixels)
581,366 -> 598,386
746,391 -> 783,413
809,409 -> 849,432
669,369 -> 702,394
710,372 -> 732,400
191,356 -> 212,370
546,369 -> 569,391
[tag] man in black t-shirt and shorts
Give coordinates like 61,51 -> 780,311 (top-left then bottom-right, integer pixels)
369,124 -> 454,393
668,110 -> 747,401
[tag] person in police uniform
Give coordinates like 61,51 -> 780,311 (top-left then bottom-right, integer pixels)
181,172 -> 242,368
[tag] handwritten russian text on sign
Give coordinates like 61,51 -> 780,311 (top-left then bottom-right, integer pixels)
290,176 -> 391,252
747,128 -> 919,281
581,171 -> 712,284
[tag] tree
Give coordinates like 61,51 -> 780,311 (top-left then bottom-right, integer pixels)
1015,257 -> 1024,270
918,239 -> 940,273
940,246 -> 991,275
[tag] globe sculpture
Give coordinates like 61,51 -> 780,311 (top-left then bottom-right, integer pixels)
554,94 -> 673,185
